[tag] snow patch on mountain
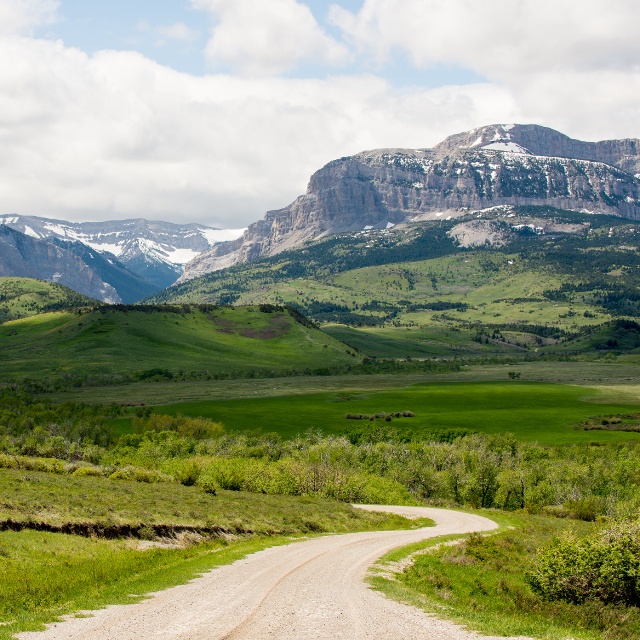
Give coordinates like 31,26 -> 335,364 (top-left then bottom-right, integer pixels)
483,141 -> 530,154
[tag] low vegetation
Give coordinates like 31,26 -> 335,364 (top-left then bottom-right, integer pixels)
371,514 -> 640,640
146,206 -> 640,360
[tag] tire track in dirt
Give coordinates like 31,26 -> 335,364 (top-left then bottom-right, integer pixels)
18,506 -> 532,640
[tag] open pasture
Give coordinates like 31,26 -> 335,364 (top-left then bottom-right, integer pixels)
0,305 -> 354,380
130,381 -> 640,445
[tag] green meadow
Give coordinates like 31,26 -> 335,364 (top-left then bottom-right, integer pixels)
0,305 -> 355,380
112,381 -> 640,445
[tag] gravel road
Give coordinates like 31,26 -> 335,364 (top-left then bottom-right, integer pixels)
19,506 -> 532,640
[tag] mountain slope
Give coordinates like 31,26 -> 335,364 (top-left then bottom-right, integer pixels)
151,205 -> 640,358
0,277 -> 95,323
0,305 -> 357,382
0,215 -> 245,289
49,239 -> 158,303
180,124 -> 640,281
0,225 -> 121,303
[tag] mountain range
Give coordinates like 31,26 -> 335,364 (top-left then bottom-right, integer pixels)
0,216 -> 244,302
1,123 -> 639,304
179,123 -> 640,282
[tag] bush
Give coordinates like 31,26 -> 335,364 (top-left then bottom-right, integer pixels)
72,465 -> 104,477
109,466 -> 173,484
166,459 -> 202,486
526,520 -> 640,606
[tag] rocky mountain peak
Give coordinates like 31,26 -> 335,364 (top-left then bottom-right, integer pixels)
178,123 -> 640,284
435,123 -> 640,175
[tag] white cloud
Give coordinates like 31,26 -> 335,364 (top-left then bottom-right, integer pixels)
0,35 -> 525,227
0,0 -> 59,36
328,0 -> 640,142
0,1 -> 638,230
192,0 -> 349,75
329,0 -> 640,78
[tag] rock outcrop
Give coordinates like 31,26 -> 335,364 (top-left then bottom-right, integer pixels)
0,225 -> 120,303
180,124 -> 640,282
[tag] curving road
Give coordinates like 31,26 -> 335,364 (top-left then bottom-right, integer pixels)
19,506 -> 530,640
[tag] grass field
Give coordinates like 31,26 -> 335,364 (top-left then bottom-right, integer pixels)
0,468 -> 417,534
0,305 -> 356,380
47,359 -> 640,406
323,323 -> 515,358
103,381 -> 640,445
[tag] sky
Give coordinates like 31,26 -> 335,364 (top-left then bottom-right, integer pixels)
0,0 -> 639,229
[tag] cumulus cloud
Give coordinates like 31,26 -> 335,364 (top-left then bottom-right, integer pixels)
0,34 -> 524,226
0,0 -> 59,36
0,0 -> 638,228
329,0 -> 640,78
329,0 -> 640,141
192,0 -> 349,75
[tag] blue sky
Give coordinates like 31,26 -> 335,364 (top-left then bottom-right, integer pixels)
41,0 -> 483,86
0,0 -> 638,227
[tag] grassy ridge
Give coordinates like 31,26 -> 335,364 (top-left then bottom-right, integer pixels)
148,208 -> 640,359
0,277 -> 94,323
118,382 -> 640,444
0,468 -> 416,534
0,305 -> 356,380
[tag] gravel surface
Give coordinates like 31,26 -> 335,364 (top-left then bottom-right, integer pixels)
19,506 -> 532,640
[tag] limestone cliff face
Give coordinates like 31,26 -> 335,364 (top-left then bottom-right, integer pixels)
180,124 -> 640,282
0,226 -> 121,303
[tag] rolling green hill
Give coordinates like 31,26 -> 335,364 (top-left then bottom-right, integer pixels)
148,207 -> 640,358
0,304 -> 357,382
0,277 -> 96,324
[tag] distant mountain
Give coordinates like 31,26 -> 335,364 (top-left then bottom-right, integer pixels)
179,124 -> 640,282
0,215 -> 245,290
48,238 -> 158,303
0,277 -> 95,323
0,225 -> 121,302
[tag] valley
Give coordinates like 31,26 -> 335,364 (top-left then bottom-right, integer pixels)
2,123 -> 640,640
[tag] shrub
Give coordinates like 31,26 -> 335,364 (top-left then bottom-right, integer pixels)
109,466 -> 173,483
72,465 -> 104,477
526,520 -> 640,606
167,459 -> 203,486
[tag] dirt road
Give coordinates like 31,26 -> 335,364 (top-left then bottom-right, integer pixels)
19,506 -> 530,640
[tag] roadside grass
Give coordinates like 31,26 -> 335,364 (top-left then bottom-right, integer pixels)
0,470 -> 432,638
0,468 -> 418,534
109,381 -> 640,444
0,531 -> 301,639
369,512 -> 640,640
0,306 -> 355,380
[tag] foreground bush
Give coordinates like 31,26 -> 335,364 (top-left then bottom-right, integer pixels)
526,520 -> 640,606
